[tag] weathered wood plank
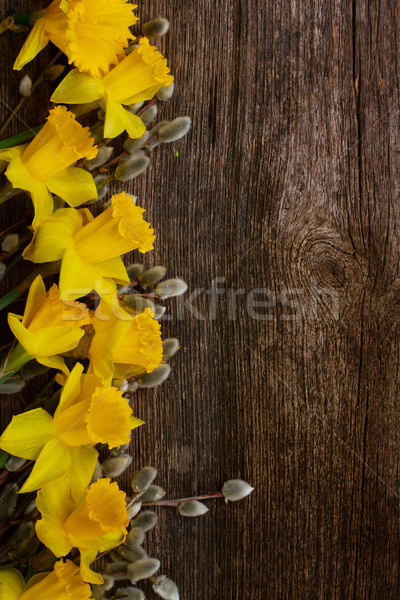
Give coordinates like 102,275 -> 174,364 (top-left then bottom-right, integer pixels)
0,0 -> 399,598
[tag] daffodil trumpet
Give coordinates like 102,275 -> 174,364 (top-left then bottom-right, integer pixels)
0,559 -> 92,599
3,275 -> 91,377
0,106 -> 98,229
0,362 -> 143,499
23,192 -> 155,303
51,37 -> 174,139
35,476 -> 129,583
13,0 -> 138,77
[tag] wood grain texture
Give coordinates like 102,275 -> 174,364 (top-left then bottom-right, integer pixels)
0,0 -> 399,598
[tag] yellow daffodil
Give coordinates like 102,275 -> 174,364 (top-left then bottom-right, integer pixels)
14,0 -> 138,77
0,362 -> 143,499
51,37 -> 174,139
23,192 -> 155,303
0,560 -> 92,600
88,301 -> 163,384
0,106 -> 97,229
36,476 -> 129,584
5,275 -> 90,377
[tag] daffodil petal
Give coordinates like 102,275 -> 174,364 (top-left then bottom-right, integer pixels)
59,247 -> 96,301
124,110 -> 146,139
35,517 -> 72,557
47,168 -> 98,207
79,549 -> 102,584
0,408 -> 55,460
96,256 -> 129,283
13,19 -> 49,70
55,362 -> 84,417
104,95 -> 131,138
98,530 -> 126,552
37,356 -> 70,376
69,447 -> 99,504
0,569 -> 25,598
28,181 -> 54,230
20,438 -> 71,493
51,69 -> 104,104
36,475 -> 73,522
124,84 -> 163,105
34,326 -> 84,357
7,316 -> 37,356
24,208 -> 82,263
21,275 -> 47,327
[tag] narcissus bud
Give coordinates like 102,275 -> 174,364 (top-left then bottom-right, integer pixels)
102,454 -> 133,478
128,558 -> 160,583
162,338 -> 180,360
156,82 -> 175,101
143,18 -> 170,40
115,153 -> 150,181
122,294 -> 155,314
124,132 -> 150,154
222,479 -> 254,502
158,117 -> 191,143
91,460 -> 103,482
92,574 -> 114,592
131,510 -> 158,532
178,500 -> 209,517
153,575 -> 180,600
90,121 -> 105,143
140,104 -> 158,127
138,266 -> 167,288
126,500 -> 142,519
126,263 -> 144,280
128,100 -> 144,113
2,233 -> 19,253
19,74 -> 32,97
106,560 -> 128,575
120,545 -> 148,563
115,586 -> 145,600
156,278 -> 188,299
140,484 -> 166,503
153,305 -> 167,320
0,376 -> 26,394
131,466 -> 157,493
125,527 -> 145,548
5,456 -> 26,472
85,145 -> 113,171
137,364 -> 171,388
94,174 -> 110,199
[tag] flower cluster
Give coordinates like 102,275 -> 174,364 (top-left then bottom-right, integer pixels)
0,2 -> 253,598
0,0 -> 186,591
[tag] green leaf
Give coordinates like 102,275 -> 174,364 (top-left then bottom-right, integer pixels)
0,450 -> 9,469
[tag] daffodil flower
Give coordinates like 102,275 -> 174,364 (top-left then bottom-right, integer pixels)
23,192 -> 155,303
88,301 -> 163,384
13,0 -> 138,77
0,362 -> 143,499
0,560 -> 92,600
51,37 -> 174,139
0,106 -> 98,229
36,476 -> 129,584
5,275 -> 90,377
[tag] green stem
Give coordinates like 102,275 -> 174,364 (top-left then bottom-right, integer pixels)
0,125 -> 43,149
0,371 -> 18,385
0,288 -> 21,311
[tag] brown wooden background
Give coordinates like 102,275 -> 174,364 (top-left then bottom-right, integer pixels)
1,0 -> 400,598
